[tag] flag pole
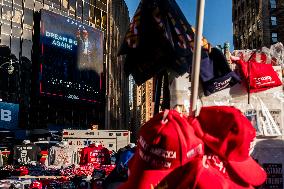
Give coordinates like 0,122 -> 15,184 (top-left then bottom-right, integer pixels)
190,0 -> 205,116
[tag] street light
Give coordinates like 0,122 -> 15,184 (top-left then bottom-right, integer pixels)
0,59 -> 16,75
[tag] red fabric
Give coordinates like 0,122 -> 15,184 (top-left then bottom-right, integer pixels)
80,144 -> 110,165
237,59 -> 282,92
191,106 -> 267,186
250,52 -> 267,64
18,166 -> 29,176
119,110 -> 204,189
30,181 -> 42,189
156,156 -> 254,189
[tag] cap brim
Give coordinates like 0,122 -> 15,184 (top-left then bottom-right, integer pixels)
118,153 -> 173,189
118,169 -> 171,189
229,157 -> 267,186
158,157 -> 255,189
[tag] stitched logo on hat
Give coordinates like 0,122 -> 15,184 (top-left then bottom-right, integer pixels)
150,148 -> 177,159
139,136 -> 177,159
138,136 -> 175,168
138,148 -> 172,168
203,155 -> 227,175
213,77 -> 232,91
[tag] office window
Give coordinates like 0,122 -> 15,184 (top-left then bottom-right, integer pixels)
102,11 -> 107,29
270,0 -> 277,8
83,1 -> 91,23
272,33 -> 278,43
22,39 -> 32,59
271,16 -> 277,26
94,8 -> 102,28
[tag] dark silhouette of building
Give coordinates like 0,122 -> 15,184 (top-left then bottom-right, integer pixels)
233,0 -> 284,49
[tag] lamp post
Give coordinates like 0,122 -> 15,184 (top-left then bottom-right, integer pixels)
0,59 -> 16,75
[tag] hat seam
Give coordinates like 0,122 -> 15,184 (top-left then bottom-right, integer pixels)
171,113 -> 188,166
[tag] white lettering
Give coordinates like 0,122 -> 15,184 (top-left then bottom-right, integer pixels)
67,94 -> 79,99
254,76 -> 275,86
46,31 -> 77,51
139,136 -> 176,159
138,149 -> 172,168
1,109 -> 11,122
138,136 -> 148,150
52,40 -> 73,50
62,37 -> 68,42
213,77 -> 232,91
50,32 -> 54,38
150,148 -> 176,159
46,31 -> 51,37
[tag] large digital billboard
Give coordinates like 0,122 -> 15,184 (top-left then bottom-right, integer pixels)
39,10 -> 104,102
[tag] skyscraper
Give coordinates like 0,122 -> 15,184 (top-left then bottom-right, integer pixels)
233,0 -> 284,49
130,78 -> 154,141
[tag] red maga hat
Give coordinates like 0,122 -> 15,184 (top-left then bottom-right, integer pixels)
191,106 -> 266,186
155,156 -> 255,189
118,110 -> 204,189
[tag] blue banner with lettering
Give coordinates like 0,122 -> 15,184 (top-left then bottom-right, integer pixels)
0,102 -> 19,129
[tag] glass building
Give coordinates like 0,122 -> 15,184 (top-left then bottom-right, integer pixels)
0,0 -> 130,130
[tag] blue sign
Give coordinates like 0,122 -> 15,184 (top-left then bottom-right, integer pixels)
0,102 -> 19,129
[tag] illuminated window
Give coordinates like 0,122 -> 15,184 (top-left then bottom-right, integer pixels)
270,0 -> 276,8
272,33 -> 278,43
271,16 -> 277,26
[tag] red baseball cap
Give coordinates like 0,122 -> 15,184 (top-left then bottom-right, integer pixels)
155,156 -> 255,189
118,110 -> 204,189
191,106 -> 267,186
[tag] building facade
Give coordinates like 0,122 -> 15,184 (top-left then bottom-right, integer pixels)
105,0 -> 130,130
130,78 -> 154,141
0,0 -> 130,130
233,0 -> 284,49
